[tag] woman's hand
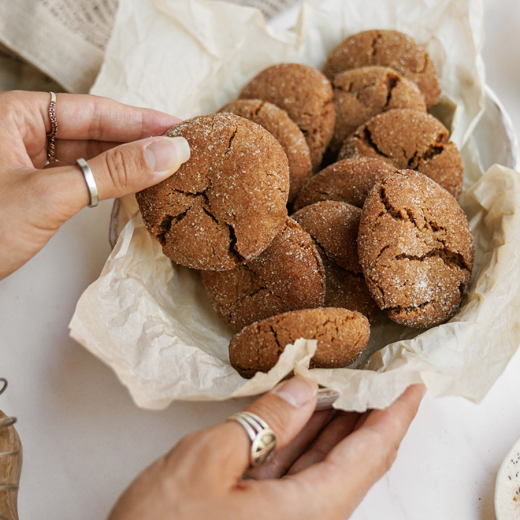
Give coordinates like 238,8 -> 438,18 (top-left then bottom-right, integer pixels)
0,90 -> 189,280
109,378 -> 425,520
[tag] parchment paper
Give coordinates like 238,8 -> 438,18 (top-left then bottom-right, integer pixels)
70,0 -> 520,411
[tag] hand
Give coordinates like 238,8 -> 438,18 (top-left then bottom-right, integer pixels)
109,378 -> 425,520
0,90 -> 189,280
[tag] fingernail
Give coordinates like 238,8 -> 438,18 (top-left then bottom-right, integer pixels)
145,136 -> 190,174
272,377 -> 318,408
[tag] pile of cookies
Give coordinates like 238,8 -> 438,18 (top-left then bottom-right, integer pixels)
136,29 -> 475,379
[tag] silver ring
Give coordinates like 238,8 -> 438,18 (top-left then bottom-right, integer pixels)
76,158 -> 99,208
228,411 -> 276,467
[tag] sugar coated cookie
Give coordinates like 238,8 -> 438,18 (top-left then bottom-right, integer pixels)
137,113 -> 290,271
240,63 -> 335,168
324,29 -> 440,107
358,170 -> 474,328
229,308 -> 370,378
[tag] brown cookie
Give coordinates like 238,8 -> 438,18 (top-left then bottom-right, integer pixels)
292,201 -> 382,322
358,170 -> 474,328
239,63 -> 335,169
293,157 -> 398,212
323,29 -> 441,107
201,217 -> 325,332
136,113 -> 289,271
338,109 -> 463,198
218,99 -> 312,202
330,66 -> 426,153
229,308 -> 370,378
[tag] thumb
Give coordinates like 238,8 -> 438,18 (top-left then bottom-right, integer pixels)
167,376 -> 318,489
46,135 -> 191,221
88,135 -> 191,200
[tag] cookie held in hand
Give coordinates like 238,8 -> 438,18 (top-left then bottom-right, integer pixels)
239,63 -> 335,169
358,170 -> 474,328
202,218 -> 325,332
229,308 -> 370,378
136,113 -> 290,271
323,29 -> 440,107
218,99 -> 312,202
338,109 -> 464,198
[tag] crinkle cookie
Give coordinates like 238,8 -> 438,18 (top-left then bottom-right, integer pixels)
357,170 -> 474,328
239,63 -> 335,169
218,99 -> 312,202
201,218 -> 325,332
323,29 -> 441,107
136,113 -> 289,271
229,308 -> 370,378
338,109 -> 464,198
293,157 -> 397,211
292,201 -> 382,322
330,66 -> 426,153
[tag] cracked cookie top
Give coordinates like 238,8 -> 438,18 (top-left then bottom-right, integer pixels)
229,308 -> 370,378
358,170 -> 474,329
239,63 -> 335,169
330,66 -> 426,154
201,217 -> 325,332
136,113 -> 290,271
293,157 -> 398,212
323,29 -> 441,107
218,99 -> 312,203
292,201 -> 382,322
338,109 -> 464,198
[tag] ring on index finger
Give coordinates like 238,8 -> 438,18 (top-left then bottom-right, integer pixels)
46,92 -> 58,163
228,411 -> 276,467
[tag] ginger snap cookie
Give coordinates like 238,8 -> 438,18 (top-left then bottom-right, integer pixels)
292,201 -> 382,322
136,113 -> 290,271
338,109 -> 464,198
323,29 -> 441,107
239,63 -> 335,169
293,157 -> 398,212
358,170 -> 474,328
218,99 -> 312,202
229,308 -> 370,378
330,66 -> 426,153
201,217 -> 325,332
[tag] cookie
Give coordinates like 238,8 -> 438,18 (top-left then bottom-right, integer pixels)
292,201 -> 382,322
229,308 -> 370,378
136,113 -> 290,271
330,66 -> 426,153
218,99 -> 312,202
358,170 -> 474,328
338,109 -> 463,198
293,157 -> 397,212
201,217 -> 325,332
323,29 -> 441,107
239,63 -> 335,169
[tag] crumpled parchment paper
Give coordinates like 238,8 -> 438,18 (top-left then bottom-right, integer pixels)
70,0 -> 520,411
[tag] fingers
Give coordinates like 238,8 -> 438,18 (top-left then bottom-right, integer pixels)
287,411 -> 360,475
162,376 -> 318,490
55,139 -> 122,164
244,409 -> 334,480
37,92 -> 182,141
278,385 -> 426,519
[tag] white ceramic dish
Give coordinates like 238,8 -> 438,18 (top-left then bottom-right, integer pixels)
107,85 -> 519,413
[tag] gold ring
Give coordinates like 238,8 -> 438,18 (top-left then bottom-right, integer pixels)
46,92 -> 58,163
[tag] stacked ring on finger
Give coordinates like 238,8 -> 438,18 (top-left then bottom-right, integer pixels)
228,411 -> 277,467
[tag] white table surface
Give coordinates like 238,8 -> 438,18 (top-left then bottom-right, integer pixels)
1,0 -> 520,518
